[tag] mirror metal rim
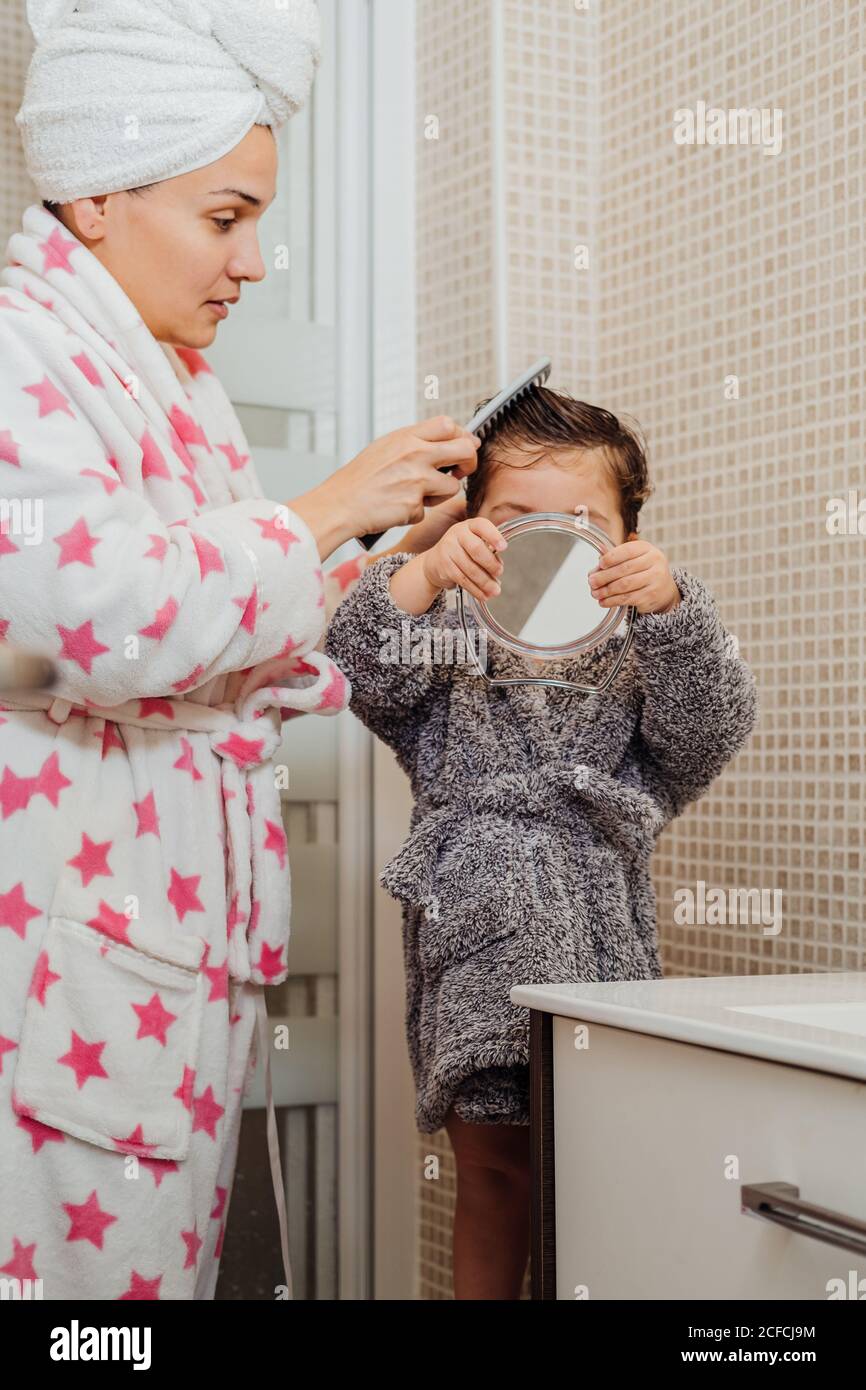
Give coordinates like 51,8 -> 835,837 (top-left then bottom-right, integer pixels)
455,511 -> 636,694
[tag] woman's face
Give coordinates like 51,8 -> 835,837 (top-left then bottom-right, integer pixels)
58,124 -> 278,348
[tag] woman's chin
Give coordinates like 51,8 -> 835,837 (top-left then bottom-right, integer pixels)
161,319 -> 218,350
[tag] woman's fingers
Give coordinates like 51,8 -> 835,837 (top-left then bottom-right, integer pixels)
413,414 -> 474,442
418,433 -> 481,480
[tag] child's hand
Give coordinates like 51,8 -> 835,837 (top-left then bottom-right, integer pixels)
588,538 -> 680,614
399,491 -> 469,555
421,517 -> 508,602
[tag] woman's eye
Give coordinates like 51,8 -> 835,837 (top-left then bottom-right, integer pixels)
212,217 -> 235,233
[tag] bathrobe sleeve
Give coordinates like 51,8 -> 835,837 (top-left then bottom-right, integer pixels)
0,311 -> 327,707
323,550 -> 452,741
629,564 -> 759,817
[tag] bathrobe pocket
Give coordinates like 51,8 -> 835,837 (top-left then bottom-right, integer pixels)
383,817 -> 522,984
12,915 -> 206,1161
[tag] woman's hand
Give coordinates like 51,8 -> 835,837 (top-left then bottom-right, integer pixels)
588,537 -> 680,613
287,416 -> 480,560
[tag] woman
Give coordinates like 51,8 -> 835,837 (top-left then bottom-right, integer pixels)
0,0 -> 477,1300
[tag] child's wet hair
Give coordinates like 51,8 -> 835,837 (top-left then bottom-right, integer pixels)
465,384 -> 653,534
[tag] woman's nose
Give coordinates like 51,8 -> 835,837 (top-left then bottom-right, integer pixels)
228,234 -> 267,285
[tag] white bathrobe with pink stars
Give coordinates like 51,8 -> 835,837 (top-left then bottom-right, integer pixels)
0,203 -> 370,1300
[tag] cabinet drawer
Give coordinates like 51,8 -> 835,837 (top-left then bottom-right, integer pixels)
552,1016 -> 866,1300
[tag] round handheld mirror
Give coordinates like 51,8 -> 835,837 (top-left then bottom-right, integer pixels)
455,512 -> 636,694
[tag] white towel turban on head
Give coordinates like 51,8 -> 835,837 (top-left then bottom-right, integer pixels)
16,0 -> 322,203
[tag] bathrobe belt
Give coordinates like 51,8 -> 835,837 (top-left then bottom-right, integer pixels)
1,689 -> 295,1296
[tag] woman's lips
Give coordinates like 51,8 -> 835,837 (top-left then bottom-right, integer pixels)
204,301 -> 229,319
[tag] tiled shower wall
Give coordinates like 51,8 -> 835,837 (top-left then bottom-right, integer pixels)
414,0 -> 865,1298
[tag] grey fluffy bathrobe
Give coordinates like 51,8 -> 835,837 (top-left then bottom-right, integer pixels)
324,552 -> 758,1133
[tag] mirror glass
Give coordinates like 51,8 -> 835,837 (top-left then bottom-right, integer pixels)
467,518 -> 626,657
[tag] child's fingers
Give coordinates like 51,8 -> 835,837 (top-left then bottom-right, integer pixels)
458,529 -> 505,580
589,555 -> 654,589
594,571 -> 654,603
466,517 -> 508,551
447,554 -> 502,601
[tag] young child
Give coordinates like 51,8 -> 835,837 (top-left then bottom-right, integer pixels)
324,386 -> 758,1300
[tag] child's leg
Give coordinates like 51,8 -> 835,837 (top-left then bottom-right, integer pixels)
443,1105 -> 530,1300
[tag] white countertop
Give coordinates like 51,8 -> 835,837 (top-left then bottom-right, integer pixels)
509,972 -> 866,1083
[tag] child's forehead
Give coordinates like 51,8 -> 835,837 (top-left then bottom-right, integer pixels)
484,444 -> 617,493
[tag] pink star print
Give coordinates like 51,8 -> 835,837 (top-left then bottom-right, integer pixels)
251,514 -> 300,556
40,226 -> 79,274
80,466 -> 119,494
63,1190 -> 118,1250
167,868 -> 204,921
175,1066 -> 196,1110
112,1124 -> 158,1157
23,375 -> 74,419
133,790 -> 160,837
173,736 -> 203,781
58,1030 -> 109,1089
132,992 -> 178,1046
101,721 -> 125,758
37,751 -> 74,805
174,346 -> 212,377
29,950 -> 61,1005
192,1085 -> 224,1140
182,1223 -> 203,1269
169,403 -> 210,452
138,697 -> 174,720
0,1238 -> 38,1282
118,1271 -> 163,1300
66,831 -> 113,886
216,442 -> 249,471
180,472 -> 206,507
0,751 -> 74,819
0,430 -> 20,467
139,597 -> 177,641
54,516 -> 101,568
329,555 -> 366,592
263,818 -> 287,869
233,588 -> 257,634
172,663 -> 207,694
144,535 -> 167,565
211,1186 -> 227,1220
212,731 -> 265,768
317,666 -> 347,711
255,942 -> 286,983
15,1107 -> 65,1154
204,960 -> 228,1002
56,619 -> 110,674
140,429 -> 171,481
0,1034 -> 17,1073
86,900 -> 133,945
226,894 -> 244,938
71,351 -> 103,387
191,531 -> 224,579
0,881 -> 41,938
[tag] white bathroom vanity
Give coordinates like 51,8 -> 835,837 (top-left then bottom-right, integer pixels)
510,972 -> 866,1300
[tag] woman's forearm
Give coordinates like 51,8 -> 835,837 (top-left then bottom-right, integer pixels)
287,476 -> 355,561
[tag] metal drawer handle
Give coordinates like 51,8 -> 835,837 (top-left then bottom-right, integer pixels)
741,1181 -> 866,1257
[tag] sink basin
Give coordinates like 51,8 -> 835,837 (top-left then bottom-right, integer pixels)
726,1001 -> 866,1040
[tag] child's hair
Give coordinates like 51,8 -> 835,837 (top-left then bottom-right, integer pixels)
465,384 -> 653,534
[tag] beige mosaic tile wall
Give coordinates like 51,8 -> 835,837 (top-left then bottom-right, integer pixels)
414,0 -> 865,1300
